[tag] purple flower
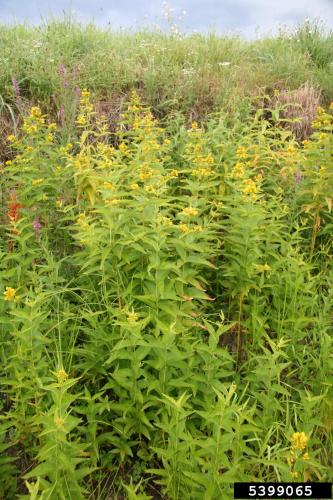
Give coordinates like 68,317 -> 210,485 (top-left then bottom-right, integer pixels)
58,64 -> 66,77
33,218 -> 42,239
295,171 -> 302,184
12,77 -> 21,103
59,104 -> 65,125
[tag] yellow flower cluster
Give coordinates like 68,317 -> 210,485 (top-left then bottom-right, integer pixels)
242,178 -> 258,195
22,106 -> 46,134
127,309 -> 139,322
139,164 -> 154,181
55,368 -> 68,384
3,287 -> 18,302
287,431 -> 310,479
236,146 -> 248,159
291,431 -> 308,451
181,207 -> 198,217
231,162 -> 245,179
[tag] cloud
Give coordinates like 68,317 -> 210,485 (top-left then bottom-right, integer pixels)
0,0 -> 332,37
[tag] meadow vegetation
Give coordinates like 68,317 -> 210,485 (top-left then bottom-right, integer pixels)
0,19 -> 333,499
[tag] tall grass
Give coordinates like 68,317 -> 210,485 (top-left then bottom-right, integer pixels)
0,18 -> 332,124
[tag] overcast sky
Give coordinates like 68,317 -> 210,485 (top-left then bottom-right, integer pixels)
0,0 -> 332,38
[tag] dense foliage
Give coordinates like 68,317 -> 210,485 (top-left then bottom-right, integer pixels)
0,88 -> 333,498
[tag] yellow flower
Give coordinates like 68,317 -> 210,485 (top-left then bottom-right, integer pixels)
303,452 -> 309,460
105,199 -> 121,206
290,471 -> 298,479
291,432 -> 308,451
48,122 -> 57,131
191,121 -> 198,130
236,146 -> 248,159
30,106 -> 42,118
46,133 -> 53,142
81,88 -> 90,98
65,142 -> 73,151
127,309 -> 138,322
118,142 -> 127,153
7,134 -> 16,143
54,416 -> 65,430
139,165 -> 153,181
231,162 -> 245,179
157,215 -> 173,226
32,178 -> 43,186
329,102 -> 333,110
262,263 -> 271,271
55,368 -> 68,383
169,169 -> 179,178
130,183 -> 139,191
103,182 -> 114,190
76,115 -> 87,126
181,207 -> 198,217
179,223 -> 190,233
3,287 -> 17,302
242,178 -> 258,195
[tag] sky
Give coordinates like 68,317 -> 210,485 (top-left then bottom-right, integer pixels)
0,0 -> 332,38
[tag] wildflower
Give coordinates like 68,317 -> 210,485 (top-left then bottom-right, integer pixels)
77,213 -> 89,227
105,199 -> 121,206
127,309 -> 138,322
65,143 -> 73,151
236,146 -> 248,159
3,287 -> 17,302
139,165 -> 153,181
291,432 -> 308,451
242,178 -> 258,195
30,106 -> 42,119
7,201 -> 22,222
76,115 -> 87,126
55,368 -> 68,383
54,416 -> 65,430
303,452 -> 309,460
7,134 -> 16,143
118,143 -> 127,154
33,218 -> 42,239
103,182 -> 114,190
81,88 -> 90,99
12,77 -> 20,102
46,133 -> 53,142
32,178 -> 43,186
295,171 -> 302,183
179,223 -> 190,233
169,169 -> 179,178
191,121 -> 198,130
157,215 -> 173,226
48,122 -> 57,131
182,207 -> 198,217
291,471 -> 298,479
130,183 -> 139,190
262,263 -> 271,271
231,162 -> 245,179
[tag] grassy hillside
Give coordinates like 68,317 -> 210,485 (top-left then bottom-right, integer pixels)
0,19 -> 333,120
